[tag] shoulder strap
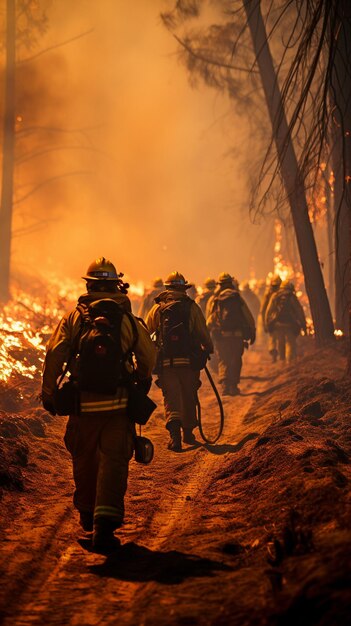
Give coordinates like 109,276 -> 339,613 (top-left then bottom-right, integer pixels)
76,301 -> 90,323
125,311 -> 139,355
56,307 -> 85,389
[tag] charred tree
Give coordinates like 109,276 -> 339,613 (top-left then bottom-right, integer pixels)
243,0 -> 335,344
0,0 -> 16,302
324,169 -> 335,317
331,0 -> 351,336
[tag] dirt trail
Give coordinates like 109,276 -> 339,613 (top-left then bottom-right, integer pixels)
1,350 -> 270,626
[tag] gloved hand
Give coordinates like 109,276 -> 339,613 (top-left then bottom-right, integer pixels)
250,330 -> 256,345
41,391 -> 56,416
136,377 -> 152,395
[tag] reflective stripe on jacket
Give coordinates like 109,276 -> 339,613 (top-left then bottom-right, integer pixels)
42,290 -> 156,399
145,289 -> 214,367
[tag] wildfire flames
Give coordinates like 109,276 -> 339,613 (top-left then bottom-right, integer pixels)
0,275 -> 146,389
0,266 -> 343,394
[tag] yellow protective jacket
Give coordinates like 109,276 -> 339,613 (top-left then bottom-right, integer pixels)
138,287 -> 163,320
260,286 -> 278,332
42,290 -> 156,413
266,288 -> 306,333
206,287 -> 256,339
145,289 -> 213,367
195,290 -> 214,317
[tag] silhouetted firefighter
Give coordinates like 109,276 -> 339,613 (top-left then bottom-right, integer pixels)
265,279 -> 307,363
41,257 -> 156,553
146,271 -> 213,452
206,273 -> 256,396
260,275 -> 282,363
195,277 -> 216,316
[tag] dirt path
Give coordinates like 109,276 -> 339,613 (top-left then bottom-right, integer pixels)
0,350 -> 279,625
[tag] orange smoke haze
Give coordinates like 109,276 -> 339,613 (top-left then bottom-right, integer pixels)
3,0 -> 274,289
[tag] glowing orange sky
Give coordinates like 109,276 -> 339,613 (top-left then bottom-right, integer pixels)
7,0 -> 274,288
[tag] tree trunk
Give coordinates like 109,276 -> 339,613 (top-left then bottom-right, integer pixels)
0,0 -> 16,302
325,170 -> 335,318
333,134 -> 349,333
332,1 -> 351,338
243,0 -> 335,344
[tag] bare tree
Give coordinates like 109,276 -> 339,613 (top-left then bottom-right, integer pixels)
0,2 -> 94,301
0,0 -> 16,301
330,0 -> 351,334
162,0 -> 351,343
242,0 -> 334,342
0,0 -> 49,301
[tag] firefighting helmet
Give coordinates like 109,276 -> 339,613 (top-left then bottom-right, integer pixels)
281,279 -> 295,291
164,271 -> 190,289
217,272 -> 238,287
152,277 -> 163,288
82,257 -> 119,281
204,277 -> 216,290
271,275 -> 282,287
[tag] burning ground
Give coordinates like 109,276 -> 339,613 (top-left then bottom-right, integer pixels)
0,286 -> 350,626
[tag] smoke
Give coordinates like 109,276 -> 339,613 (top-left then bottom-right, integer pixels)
6,0 -> 274,288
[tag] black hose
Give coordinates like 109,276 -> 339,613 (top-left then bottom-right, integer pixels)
197,365 -> 224,444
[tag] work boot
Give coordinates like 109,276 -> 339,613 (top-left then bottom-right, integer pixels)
182,428 -> 196,445
166,420 -> 182,452
270,349 -> 278,363
222,386 -> 230,396
229,385 -> 240,396
79,511 -> 94,532
93,518 -> 121,554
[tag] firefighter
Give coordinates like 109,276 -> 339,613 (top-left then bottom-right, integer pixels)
260,275 -> 282,362
265,279 -> 306,362
240,281 -> 261,323
207,272 -> 256,396
138,277 -> 164,320
41,257 -> 156,552
196,277 -> 216,316
253,279 -> 267,345
145,271 -> 213,452
186,282 -> 198,301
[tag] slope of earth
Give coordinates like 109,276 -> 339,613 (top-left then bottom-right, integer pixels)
0,338 -> 350,626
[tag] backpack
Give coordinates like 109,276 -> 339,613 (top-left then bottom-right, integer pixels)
76,298 -> 137,395
158,298 -> 193,363
212,289 -> 245,332
267,290 -> 295,330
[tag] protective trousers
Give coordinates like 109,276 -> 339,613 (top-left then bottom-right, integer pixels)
159,367 -> 200,430
215,334 -> 244,389
273,323 -> 298,362
268,330 -> 279,360
64,411 -> 134,528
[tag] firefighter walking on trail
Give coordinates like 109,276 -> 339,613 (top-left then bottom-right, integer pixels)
265,279 -> 306,363
41,257 -> 156,552
195,277 -> 216,316
146,271 -> 213,452
138,277 -> 164,320
260,275 -> 282,362
207,273 -> 256,396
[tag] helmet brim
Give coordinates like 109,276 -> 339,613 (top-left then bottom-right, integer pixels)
164,282 -> 191,289
82,275 -> 118,281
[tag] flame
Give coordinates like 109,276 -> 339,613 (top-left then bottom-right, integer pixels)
272,220 -> 295,282
307,164 -> 331,223
0,274 -> 145,386
270,220 -> 312,329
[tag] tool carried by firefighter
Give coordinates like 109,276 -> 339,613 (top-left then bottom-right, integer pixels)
134,424 -> 154,464
197,365 -> 224,444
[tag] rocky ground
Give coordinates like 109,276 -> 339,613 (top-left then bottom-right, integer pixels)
0,337 -> 350,625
